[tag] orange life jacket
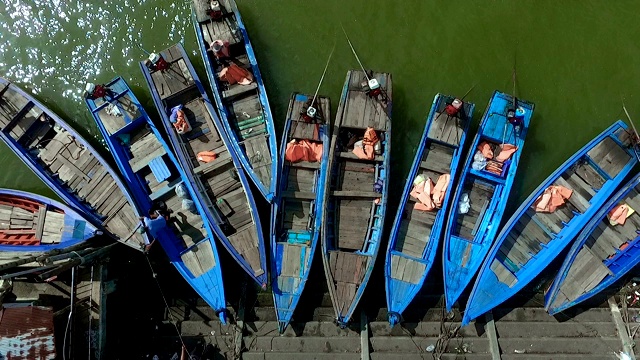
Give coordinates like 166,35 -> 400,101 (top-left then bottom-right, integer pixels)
219,64 -> 253,85
197,151 -> 217,163
533,185 -> 573,213
352,127 -> 379,160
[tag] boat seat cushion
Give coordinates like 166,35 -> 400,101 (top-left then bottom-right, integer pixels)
149,156 -> 171,183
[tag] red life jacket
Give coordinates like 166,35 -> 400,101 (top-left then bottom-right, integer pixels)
445,104 -> 459,116
154,56 -> 169,71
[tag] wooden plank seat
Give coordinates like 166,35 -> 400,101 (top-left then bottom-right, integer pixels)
193,150 -> 232,174
150,178 -> 182,201
282,191 -> 315,200
222,82 -> 258,100
332,190 -> 381,198
287,161 -> 320,169
338,151 -> 383,162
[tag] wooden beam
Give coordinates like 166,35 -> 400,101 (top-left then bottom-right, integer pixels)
360,309 -> 369,360
609,296 -> 636,359
484,311 -> 502,360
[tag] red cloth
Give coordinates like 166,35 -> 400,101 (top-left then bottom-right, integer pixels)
478,141 -> 494,159
609,204 -> 630,226
495,144 -> 518,162
352,127 -> 379,160
432,174 -> 450,208
533,185 -> 573,213
410,177 -> 435,211
172,110 -> 191,134
219,64 -> 253,85
197,151 -> 217,163
285,140 -> 323,163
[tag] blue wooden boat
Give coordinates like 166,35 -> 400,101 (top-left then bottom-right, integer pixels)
546,170 -> 640,315
0,77 -> 147,251
191,0 -> 278,202
443,91 -> 533,311
270,93 -> 330,333
0,188 -> 98,252
84,76 -> 228,323
463,120 -> 638,325
139,43 -> 267,288
321,70 -> 392,327
385,94 -> 473,326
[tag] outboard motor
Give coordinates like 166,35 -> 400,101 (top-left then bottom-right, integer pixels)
364,77 -> 382,98
84,83 -> 109,100
145,53 -> 169,72
445,98 -> 463,116
207,1 -> 223,20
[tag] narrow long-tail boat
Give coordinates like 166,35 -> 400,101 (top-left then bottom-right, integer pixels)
0,188 -> 99,252
271,93 -> 330,333
84,76 -> 227,323
546,163 -> 640,315
0,77 -> 147,251
321,70 -> 392,327
385,94 -> 473,326
139,43 -> 267,287
464,120 -> 638,325
191,0 -> 278,202
442,91 -> 533,311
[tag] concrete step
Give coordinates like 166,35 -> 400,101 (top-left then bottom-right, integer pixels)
495,321 -> 616,338
370,354 -> 492,360
245,321 -> 359,337
492,307 -> 614,323
248,306 -> 337,322
166,305 -> 237,323
497,337 -> 621,354
370,336 -> 490,354
369,321 -> 483,338
242,352 -> 360,360
501,355 -> 619,360
243,335 -> 361,353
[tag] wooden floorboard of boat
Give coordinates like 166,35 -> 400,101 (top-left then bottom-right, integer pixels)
428,112 -> 464,146
390,254 -> 427,284
587,137 -> 631,178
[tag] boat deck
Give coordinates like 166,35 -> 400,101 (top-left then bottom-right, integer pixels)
493,133 -> 633,287
194,0 -> 274,194
550,187 -> 640,310
0,200 -> 65,245
146,43 -> 264,278
324,70 -> 391,323
0,82 -> 144,249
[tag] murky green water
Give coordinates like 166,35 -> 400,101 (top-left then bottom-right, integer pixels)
2,0 -> 640,209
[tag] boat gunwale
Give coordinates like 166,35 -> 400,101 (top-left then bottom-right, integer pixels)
139,43 -> 268,287
0,77 -> 146,250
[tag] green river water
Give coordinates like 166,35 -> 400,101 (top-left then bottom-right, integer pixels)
1,0 -> 640,208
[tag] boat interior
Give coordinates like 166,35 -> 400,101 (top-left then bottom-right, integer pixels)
491,131 -> 634,288
0,82 -> 145,249
275,95 -> 329,293
93,82 -> 216,278
325,71 -> 390,316
0,195 -> 89,246
145,44 -> 264,278
194,0 -> 273,191
391,100 -> 468,285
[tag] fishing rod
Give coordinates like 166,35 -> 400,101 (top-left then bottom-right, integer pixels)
341,24 -> 371,82
307,42 -> 336,118
621,97 -> 640,162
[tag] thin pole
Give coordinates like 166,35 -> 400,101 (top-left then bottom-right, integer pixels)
341,24 -> 371,82
311,43 -> 336,108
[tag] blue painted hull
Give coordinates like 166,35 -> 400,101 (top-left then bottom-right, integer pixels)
84,76 -> 227,323
443,91 -> 533,311
321,70 -> 392,327
0,77 -> 147,251
139,43 -> 267,287
0,188 -> 98,252
463,120 -> 638,325
385,93 -> 473,326
546,171 -> 640,314
270,93 -> 331,333
191,0 -> 278,202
